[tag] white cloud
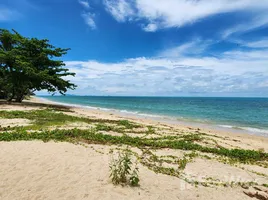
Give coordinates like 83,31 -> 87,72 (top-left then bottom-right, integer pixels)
103,0 -> 134,22
244,39 -> 268,48
222,14 -> 268,38
236,38 -> 268,49
78,0 -> 90,9
103,0 -> 268,32
222,49 -> 268,61
159,39 -> 213,58
79,0 -> 97,29
142,23 -> 157,32
81,12 -> 96,29
0,7 -> 19,21
63,42 -> 268,96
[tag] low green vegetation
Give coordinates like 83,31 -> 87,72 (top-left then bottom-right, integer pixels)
0,109 -> 79,130
178,158 -> 188,170
0,109 -> 141,131
109,148 -> 139,186
118,120 -> 140,129
1,127 -> 267,163
0,109 -> 267,188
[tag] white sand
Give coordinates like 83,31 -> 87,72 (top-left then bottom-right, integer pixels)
0,98 -> 268,200
0,118 -> 32,128
0,141 -> 255,200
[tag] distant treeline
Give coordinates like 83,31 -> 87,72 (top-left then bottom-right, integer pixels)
0,29 -> 76,102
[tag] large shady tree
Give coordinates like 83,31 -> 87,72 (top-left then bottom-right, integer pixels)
0,29 -> 76,102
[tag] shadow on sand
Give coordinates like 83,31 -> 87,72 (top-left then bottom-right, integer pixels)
0,100 -> 72,112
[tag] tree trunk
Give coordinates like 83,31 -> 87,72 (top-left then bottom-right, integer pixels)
15,94 -> 24,102
7,97 -> 13,102
14,87 -> 28,103
7,92 -> 14,102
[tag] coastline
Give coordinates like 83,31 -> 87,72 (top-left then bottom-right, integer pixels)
36,96 -> 268,139
1,96 -> 268,200
29,96 -> 268,153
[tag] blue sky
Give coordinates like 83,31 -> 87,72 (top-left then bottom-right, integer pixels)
1,0 -> 268,97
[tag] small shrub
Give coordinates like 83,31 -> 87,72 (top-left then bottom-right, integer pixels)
109,148 -> 140,186
129,163 -> 139,186
178,158 -> 187,170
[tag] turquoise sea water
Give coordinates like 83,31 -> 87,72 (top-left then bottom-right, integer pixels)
41,96 -> 268,136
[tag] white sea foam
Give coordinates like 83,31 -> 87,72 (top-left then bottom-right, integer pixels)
40,97 -> 268,137
218,125 -> 268,136
120,110 -> 139,114
240,127 -> 268,134
116,109 -> 171,119
218,125 -> 234,129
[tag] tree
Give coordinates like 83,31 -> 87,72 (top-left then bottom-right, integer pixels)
0,29 -> 76,102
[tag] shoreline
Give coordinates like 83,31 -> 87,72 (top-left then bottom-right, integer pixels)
36,96 -> 268,138
1,96 -> 268,200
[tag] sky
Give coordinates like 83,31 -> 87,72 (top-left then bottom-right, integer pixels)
1,0 -> 268,97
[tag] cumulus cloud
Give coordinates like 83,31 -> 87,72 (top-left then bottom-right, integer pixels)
63,41 -> 268,96
103,0 -> 268,32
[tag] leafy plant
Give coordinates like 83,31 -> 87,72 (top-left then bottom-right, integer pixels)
129,163 -> 140,186
109,148 -> 140,186
178,158 -> 187,170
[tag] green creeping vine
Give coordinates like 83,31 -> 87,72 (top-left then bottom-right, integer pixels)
0,128 -> 267,163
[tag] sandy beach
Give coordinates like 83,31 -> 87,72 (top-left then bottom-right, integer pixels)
2,3 -> 268,199
0,97 -> 268,200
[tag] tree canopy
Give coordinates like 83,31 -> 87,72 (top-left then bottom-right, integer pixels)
0,29 -> 76,102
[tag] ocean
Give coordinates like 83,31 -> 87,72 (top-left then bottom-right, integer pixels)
41,96 -> 268,136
